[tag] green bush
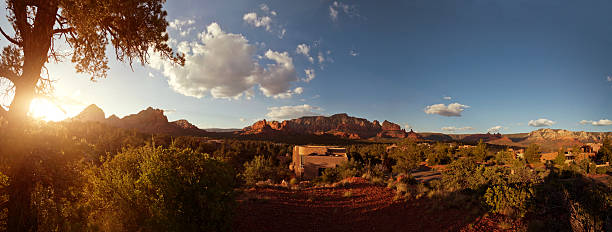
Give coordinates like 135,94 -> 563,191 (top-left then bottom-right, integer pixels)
241,155 -> 282,186
316,168 -> 340,185
82,145 -> 235,231
336,160 -> 363,179
484,183 -> 535,218
524,144 -> 541,164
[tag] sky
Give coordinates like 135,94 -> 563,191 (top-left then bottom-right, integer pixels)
1,0 -> 611,133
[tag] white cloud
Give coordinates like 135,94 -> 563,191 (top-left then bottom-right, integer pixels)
266,104 -> 322,120
441,126 -> 474,132
349,49 -> 359,57
528,118 -> 555,127
272,87 -> 304,99
303,68 -> 316,82
243,12 -> 272,32
443,96 -> 452,100
149,22 -> 300,100
404,124 -> 412,130
169,19 -> 196,37
240,117 -> 247,122
580,119 -> 612,126
487,126 -> 503,133
424,103 -> 469,117
244,4 -> 285,38
329,1 -> 358,22
296,44 -> 314,63
258,50 -> 300,98
318,51 -> 325,64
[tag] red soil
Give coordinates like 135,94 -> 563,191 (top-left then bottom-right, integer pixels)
234,178 -> 521,232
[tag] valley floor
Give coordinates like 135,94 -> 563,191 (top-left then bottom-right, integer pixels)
233,178 -> 522,232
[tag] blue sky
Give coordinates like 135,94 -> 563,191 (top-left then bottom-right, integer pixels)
1,0 -> 611,133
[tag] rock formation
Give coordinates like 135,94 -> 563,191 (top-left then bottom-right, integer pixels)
71,105 -> 206,136
72,104 -> 105,122
240,114 -> 410,139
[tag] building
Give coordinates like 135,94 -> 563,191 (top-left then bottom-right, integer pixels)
290,145 -> 348,179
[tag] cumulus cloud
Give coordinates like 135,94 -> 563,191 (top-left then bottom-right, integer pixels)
258,50 -> 300,97
443,96 -> 452,100
169,19 -> 196,36
243,4 -> 285,38
304,68 -> 316,82
266,104 -> 322,120
149,22 -> 300,100
243,12 -> 272,31
441,126 -> 474,132
296,44 -> 314,63
528,118 -> 555,127
329,1 -> 358,22
424,103 -> 469,117
487,126 -> 503,133
580,119 -> 612,126
272,87 -> 304,99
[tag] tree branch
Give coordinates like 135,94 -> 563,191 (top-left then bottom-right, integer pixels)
53,27 -> 73,34
0,26 -> 22,46
0,68 -> 18,82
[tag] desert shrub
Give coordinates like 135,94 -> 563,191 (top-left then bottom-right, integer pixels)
495,151 -> 514,165
82,145 -> 235,232
316,168 -> 340,185
595,166 -> 609,174
442,158 -> 487,191
241,155 -> 283,186
484,183 -> 535,218
336,160 -> 363,179
524,144 -> 541,164
553,149 -> 566,166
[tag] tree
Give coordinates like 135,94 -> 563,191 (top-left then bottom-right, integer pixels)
554,148 -> 566,166
524,143 -> 541,164
0,1 -> 183,231
0,0 -> 184,126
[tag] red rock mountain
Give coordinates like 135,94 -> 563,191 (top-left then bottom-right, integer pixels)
240,113 -> 409,139
72,105 -> 207,136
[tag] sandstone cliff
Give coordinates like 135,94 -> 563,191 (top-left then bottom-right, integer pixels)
240,114 -> 409,139
71,105 -> 207,136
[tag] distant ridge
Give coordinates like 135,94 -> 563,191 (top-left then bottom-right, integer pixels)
71,104 -> 207,136
239,113 -> 409,139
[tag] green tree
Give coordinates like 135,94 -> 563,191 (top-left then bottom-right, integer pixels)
83,145 -> 235,231
241,155 -> 280,186
554,148 -> 566,166
0,0 -> 184,124
524,143 -> 542,164
0,1 -> 184,230
473,140 -> 489,162
597,137 -> 612,163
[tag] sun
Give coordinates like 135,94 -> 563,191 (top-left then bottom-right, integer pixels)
29,98 -> 69,121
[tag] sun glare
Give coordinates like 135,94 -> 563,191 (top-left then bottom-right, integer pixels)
29,98 -> 69,121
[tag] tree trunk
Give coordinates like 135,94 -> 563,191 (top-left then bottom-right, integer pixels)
6,159 -> 36,232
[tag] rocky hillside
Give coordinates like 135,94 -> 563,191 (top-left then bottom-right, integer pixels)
526,128 -> 611,143
71,105 -> 207,136
239,113 -> 409,139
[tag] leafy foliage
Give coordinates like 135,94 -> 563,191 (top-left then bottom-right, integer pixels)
484,183 -> 535,218
524,143 -> 542,164
241,155 -> 285,186
82,145 -> 235,231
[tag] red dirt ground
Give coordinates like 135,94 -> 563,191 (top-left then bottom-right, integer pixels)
233,178 -> 522,232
